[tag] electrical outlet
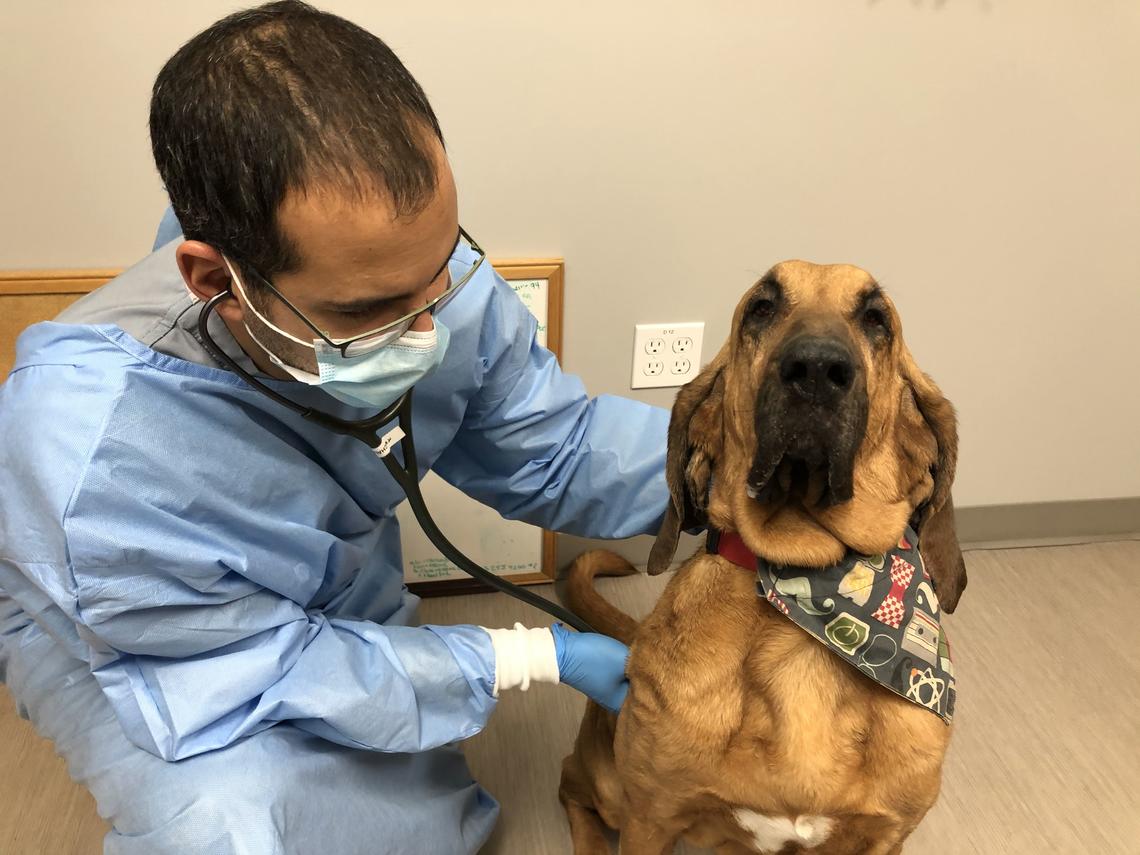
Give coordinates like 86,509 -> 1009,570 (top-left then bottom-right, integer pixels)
632,322 -> 704,389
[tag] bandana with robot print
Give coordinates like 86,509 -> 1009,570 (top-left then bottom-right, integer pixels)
708,526 -> 955,724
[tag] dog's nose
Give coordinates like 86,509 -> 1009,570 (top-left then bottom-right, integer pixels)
778,337 -> 856,404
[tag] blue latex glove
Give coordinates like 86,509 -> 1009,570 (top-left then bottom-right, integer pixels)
551,623 -> 630,713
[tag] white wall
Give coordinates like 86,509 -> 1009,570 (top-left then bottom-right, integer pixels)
2,1 -> 1138,507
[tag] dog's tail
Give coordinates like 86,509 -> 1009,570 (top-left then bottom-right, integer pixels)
565,550 -> 640,645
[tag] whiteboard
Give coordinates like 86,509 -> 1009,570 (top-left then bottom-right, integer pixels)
397,475 -> 545,582
400,263 -> 562,587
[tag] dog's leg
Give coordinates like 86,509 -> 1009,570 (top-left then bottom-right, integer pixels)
560,752 -> 614,855
617,814 -> 677,855
561,794 -> 613,855
850,834 -> 907,855
713,843 -> 757,855
863,823 -> 913,855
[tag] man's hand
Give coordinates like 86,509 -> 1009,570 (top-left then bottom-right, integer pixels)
551,623 -> 630,714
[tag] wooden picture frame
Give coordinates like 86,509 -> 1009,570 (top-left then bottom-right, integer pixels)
1,260 -> 566,598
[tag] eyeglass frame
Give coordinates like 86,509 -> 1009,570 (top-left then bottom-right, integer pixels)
227,226 -> 485,358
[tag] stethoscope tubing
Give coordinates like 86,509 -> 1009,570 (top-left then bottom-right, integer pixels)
197,292 -> 596,634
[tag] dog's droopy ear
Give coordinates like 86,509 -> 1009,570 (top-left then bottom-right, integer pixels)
902,349 -> 967,612
918,493 -> 967,613
647,348 -> 727,575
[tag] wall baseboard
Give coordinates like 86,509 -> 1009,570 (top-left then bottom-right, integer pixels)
554,497 -> 1140,573
954,497 -> 1140,546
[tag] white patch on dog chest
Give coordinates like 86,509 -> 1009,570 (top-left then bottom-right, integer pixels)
732,809 -> 835,852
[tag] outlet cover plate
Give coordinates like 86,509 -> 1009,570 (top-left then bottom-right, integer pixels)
631,322 -> 704,389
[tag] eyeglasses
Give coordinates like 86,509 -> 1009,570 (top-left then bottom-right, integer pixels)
231,226 -> 485,358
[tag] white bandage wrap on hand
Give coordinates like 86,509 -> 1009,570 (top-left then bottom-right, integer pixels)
482,622 -> 560,696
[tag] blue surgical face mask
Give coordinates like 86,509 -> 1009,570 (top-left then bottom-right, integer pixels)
306,322 -> 450,409
226,260 -> 451,410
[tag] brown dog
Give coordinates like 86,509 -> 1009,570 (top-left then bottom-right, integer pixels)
560,260 -> 967,854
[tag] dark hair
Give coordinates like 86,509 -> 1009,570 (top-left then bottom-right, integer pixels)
149,0 -> 443,282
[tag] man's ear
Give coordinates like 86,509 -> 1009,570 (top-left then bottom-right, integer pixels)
177,241 -> 242,324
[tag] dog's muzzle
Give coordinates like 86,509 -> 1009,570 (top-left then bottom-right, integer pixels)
748,335 -> 868,508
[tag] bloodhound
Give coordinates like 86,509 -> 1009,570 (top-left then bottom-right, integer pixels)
560,261 -> 967,854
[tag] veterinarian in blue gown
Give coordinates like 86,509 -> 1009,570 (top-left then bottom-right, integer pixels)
0,4 -> 667,853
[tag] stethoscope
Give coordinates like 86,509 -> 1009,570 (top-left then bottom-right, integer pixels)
196,291 -> 596,634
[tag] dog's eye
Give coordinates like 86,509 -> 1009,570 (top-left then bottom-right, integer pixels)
744,290 -> 781,335
750,299 -> 776,319
863,308 -> 887,329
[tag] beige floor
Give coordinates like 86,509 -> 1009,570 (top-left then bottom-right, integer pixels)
2,539 -> 1138,854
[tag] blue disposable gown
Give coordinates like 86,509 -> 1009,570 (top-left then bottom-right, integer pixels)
0,220 -> 668,851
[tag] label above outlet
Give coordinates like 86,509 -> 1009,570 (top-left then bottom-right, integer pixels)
631,322 -> 704,389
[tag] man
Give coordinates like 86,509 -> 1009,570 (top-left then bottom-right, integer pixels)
0,3 -> 668,852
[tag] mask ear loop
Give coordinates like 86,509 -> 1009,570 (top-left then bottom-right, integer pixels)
196,291 -> 597,635
222,257 -> 315,349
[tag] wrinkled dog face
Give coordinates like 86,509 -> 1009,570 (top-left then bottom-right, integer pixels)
650,260 -> 965,593
742,264 -> 886,510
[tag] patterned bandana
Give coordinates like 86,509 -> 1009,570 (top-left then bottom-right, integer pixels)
708,526 -> 955,724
